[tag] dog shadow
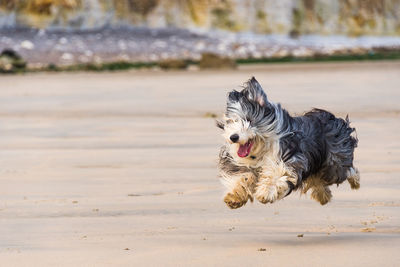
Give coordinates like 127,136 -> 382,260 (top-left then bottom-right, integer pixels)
266,231 -> 398,247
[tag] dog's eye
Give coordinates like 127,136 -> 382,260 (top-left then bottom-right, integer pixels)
246,117 -> 252,123
234,118 -> 239,122
226,119 -> 234,124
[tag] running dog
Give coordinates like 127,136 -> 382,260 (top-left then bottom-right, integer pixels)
217,77 -> 359,209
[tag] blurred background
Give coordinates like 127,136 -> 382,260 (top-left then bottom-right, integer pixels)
1,0 -> 400,71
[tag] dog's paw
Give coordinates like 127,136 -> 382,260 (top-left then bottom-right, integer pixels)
347,167 -> 360,190
224,192 -> 247,209
255,177 -> 290,204
222,174 -> 256,209
311,185 -> 332,205
255,180 -> 277,204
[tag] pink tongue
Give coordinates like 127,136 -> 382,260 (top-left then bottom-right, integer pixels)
237,142 -> 252,158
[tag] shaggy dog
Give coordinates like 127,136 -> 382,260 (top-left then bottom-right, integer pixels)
217,77 -> 359,209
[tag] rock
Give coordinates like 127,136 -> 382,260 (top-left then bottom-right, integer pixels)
289,30 -> 300,39
158,59 -> 188,70
59,37 -> 68,44
0,49 -> 27,73
199,53 -> 236,69
47,63 -> 59,71
20,40 -> 34,50
271,49 -> 290,58
0,57 -> 13,72
84,50 -> 93,57
203,112 -> 217,118
61,53 -> 74,61
118,40 -> 127,50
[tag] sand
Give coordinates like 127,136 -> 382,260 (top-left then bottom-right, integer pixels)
0,61 -> 399,266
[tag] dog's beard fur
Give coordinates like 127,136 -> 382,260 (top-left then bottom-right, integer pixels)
218,77 -> 360,209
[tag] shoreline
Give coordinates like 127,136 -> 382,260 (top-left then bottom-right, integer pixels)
2,49 -> 400,74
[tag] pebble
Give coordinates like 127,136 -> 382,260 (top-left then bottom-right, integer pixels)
61,53 -> 74,61
20,40 -> 34,50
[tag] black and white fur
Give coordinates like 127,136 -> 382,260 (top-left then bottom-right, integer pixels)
217,77 -> 359,209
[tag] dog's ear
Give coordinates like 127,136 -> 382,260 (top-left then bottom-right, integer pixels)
228,90 -> 240,102
243,77 -> 268,107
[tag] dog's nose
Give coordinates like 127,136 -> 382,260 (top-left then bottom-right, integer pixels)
230,134 -> 239,143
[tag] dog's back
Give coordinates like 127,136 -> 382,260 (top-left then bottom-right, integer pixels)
303,109 -> 359,186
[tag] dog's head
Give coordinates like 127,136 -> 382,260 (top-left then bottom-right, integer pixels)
217,77 -> 276,165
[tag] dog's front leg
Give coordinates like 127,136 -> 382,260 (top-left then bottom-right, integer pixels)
255,161 -> 297,204
223,173 -> 258,209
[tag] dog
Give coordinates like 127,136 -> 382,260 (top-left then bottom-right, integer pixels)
217,77 -> 359,209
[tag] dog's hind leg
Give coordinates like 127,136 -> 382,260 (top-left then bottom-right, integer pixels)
310,185 -> 332,205
347,167 -> 360,190
303,174 -> 332,205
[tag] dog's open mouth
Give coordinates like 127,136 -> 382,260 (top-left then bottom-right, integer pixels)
237,140 -> 253,158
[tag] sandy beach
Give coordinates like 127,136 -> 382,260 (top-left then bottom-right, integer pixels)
0,61 -> 399,266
